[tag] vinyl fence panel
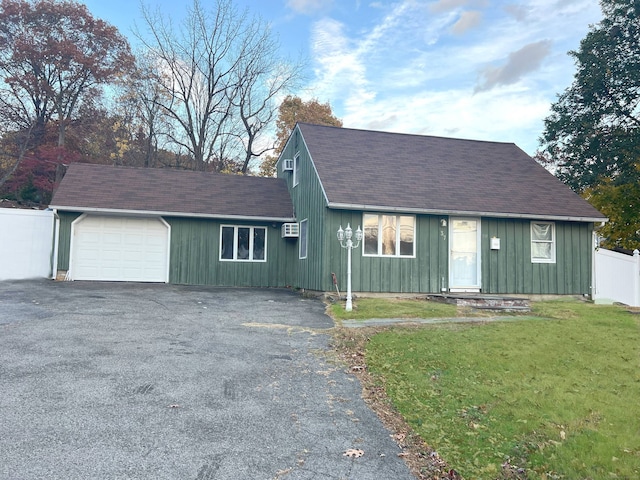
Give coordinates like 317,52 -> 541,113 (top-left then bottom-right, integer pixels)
593,247 -> 640,307
0,209 -> 54,281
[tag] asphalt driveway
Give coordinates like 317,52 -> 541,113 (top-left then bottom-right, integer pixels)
0,280 -> 414,480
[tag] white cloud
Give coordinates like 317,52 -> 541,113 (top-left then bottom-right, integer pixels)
304,0 -> 602,154
430,0 -> 470,14
286,0 -> 333,15
451,10 -> 483,34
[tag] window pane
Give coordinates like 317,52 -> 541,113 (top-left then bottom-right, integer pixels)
293,156 -> 300,186
299,221 -> 308,259
399,216 -> 414,256
363,214 -> 378,255
221,227 -> 234,259
237,227 -> 250,259
532,242 -> 552,260
532,223 -> 552,241
380,215 -> 396,255
253,228 -> 265,260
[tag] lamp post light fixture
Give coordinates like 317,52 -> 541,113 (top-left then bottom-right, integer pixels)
337,223 -> 362,311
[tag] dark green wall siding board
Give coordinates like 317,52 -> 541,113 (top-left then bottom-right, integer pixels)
323,210 -> 448,293
56,211 -> 82,269
55,207 -> 594,294
481,218 -> 593,295
166,217 -> 296,287
56,212 -> 295,287
278,132 -> 328,291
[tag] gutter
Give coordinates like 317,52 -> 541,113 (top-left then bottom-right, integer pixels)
51,208 -> 60,280
48,206 -> 296,223
327,202 -> 607,224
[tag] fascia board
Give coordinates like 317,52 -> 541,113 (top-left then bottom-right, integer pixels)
327,202 -> 608,223
49,205 -> 296,223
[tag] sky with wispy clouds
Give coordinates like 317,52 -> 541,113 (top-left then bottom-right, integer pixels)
83,0 -> 603,155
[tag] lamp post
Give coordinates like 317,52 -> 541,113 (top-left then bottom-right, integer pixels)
337,223 -> 362,311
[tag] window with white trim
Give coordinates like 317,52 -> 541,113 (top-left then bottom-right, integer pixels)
220,226 -> 267,262
363,214 -> 415,257
293,153 -> 300,187
531,222 -> 555,263
299,219 -> 308,259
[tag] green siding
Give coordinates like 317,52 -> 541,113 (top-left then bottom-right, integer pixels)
324,211 -> 449,293
55,212 -> 296,287
278,130 -> 328,290
56,211 -> 82,270
166,217 -> 297,287
482,218 -> 593,295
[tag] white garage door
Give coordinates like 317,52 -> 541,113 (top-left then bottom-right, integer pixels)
71,215 -> 169,282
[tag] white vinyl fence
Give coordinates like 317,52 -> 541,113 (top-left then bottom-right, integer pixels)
592,247 -> 640,307
0,208 -> 55,281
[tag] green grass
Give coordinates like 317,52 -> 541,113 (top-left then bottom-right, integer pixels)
330,297 -> 458,320
365,301 -> 640,479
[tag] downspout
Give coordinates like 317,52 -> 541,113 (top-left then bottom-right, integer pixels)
51,208 -> 60,280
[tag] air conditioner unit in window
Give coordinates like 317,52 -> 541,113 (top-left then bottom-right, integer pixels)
281,222 -> 299,238
282,158 -> 293,171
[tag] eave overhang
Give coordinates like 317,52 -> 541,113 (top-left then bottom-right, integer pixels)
327,202 -> 607,223
49,205 -> 296,223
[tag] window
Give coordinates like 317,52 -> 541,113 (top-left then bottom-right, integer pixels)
299,219 -> 308,259
531,222 -> 555,263
293,154 -> 300,187
363,214 -> 415,257
220,226 -> 267,262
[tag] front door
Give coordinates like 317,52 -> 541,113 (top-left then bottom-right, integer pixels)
449,218 -> 481,291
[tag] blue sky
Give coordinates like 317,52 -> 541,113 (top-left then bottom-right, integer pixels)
81,0 -> 603,155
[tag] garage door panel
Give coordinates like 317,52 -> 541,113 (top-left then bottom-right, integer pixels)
71,215 -> 169,282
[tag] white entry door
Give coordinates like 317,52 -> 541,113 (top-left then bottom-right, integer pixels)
449,218 -> 481,291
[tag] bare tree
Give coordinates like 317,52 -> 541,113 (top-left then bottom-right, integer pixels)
120,52 -> 174,168
137,0 -> 300,173
229,21 -> 302,174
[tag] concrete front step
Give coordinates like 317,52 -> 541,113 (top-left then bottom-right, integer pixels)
426,294 -> 531,312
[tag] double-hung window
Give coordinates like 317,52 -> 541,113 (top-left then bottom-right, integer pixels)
363,214 -> 415,257
531,222 -> 555,263
220,225 -> 267,262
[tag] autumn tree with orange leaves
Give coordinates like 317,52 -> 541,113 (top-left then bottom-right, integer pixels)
0,0 -> 134,200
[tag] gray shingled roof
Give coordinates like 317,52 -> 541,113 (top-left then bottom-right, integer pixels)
50,163 -> 295,221
296,123 -> 606,222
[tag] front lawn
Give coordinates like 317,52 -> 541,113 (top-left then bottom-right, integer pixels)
329,297 -> 458,321
364,301 -> 640,479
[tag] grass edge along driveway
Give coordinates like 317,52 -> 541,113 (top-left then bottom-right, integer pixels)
330,299 -> 640,479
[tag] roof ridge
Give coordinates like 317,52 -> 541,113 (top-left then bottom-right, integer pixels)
296,122 -> 518,147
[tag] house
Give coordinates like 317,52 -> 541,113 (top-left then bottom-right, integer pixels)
50,123 -> 607,295
276,123 -> 606,295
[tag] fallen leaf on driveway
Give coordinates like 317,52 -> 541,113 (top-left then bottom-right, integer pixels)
343,449 -> 364,458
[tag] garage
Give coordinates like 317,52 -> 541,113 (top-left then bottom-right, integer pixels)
70,215 -> 170,282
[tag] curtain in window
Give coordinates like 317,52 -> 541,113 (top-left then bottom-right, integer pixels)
532,223 -> 551,241
532,223 -> 553,260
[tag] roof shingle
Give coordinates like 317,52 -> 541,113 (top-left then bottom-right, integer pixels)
50,164 -> 295,220
297,123 -> 606,222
